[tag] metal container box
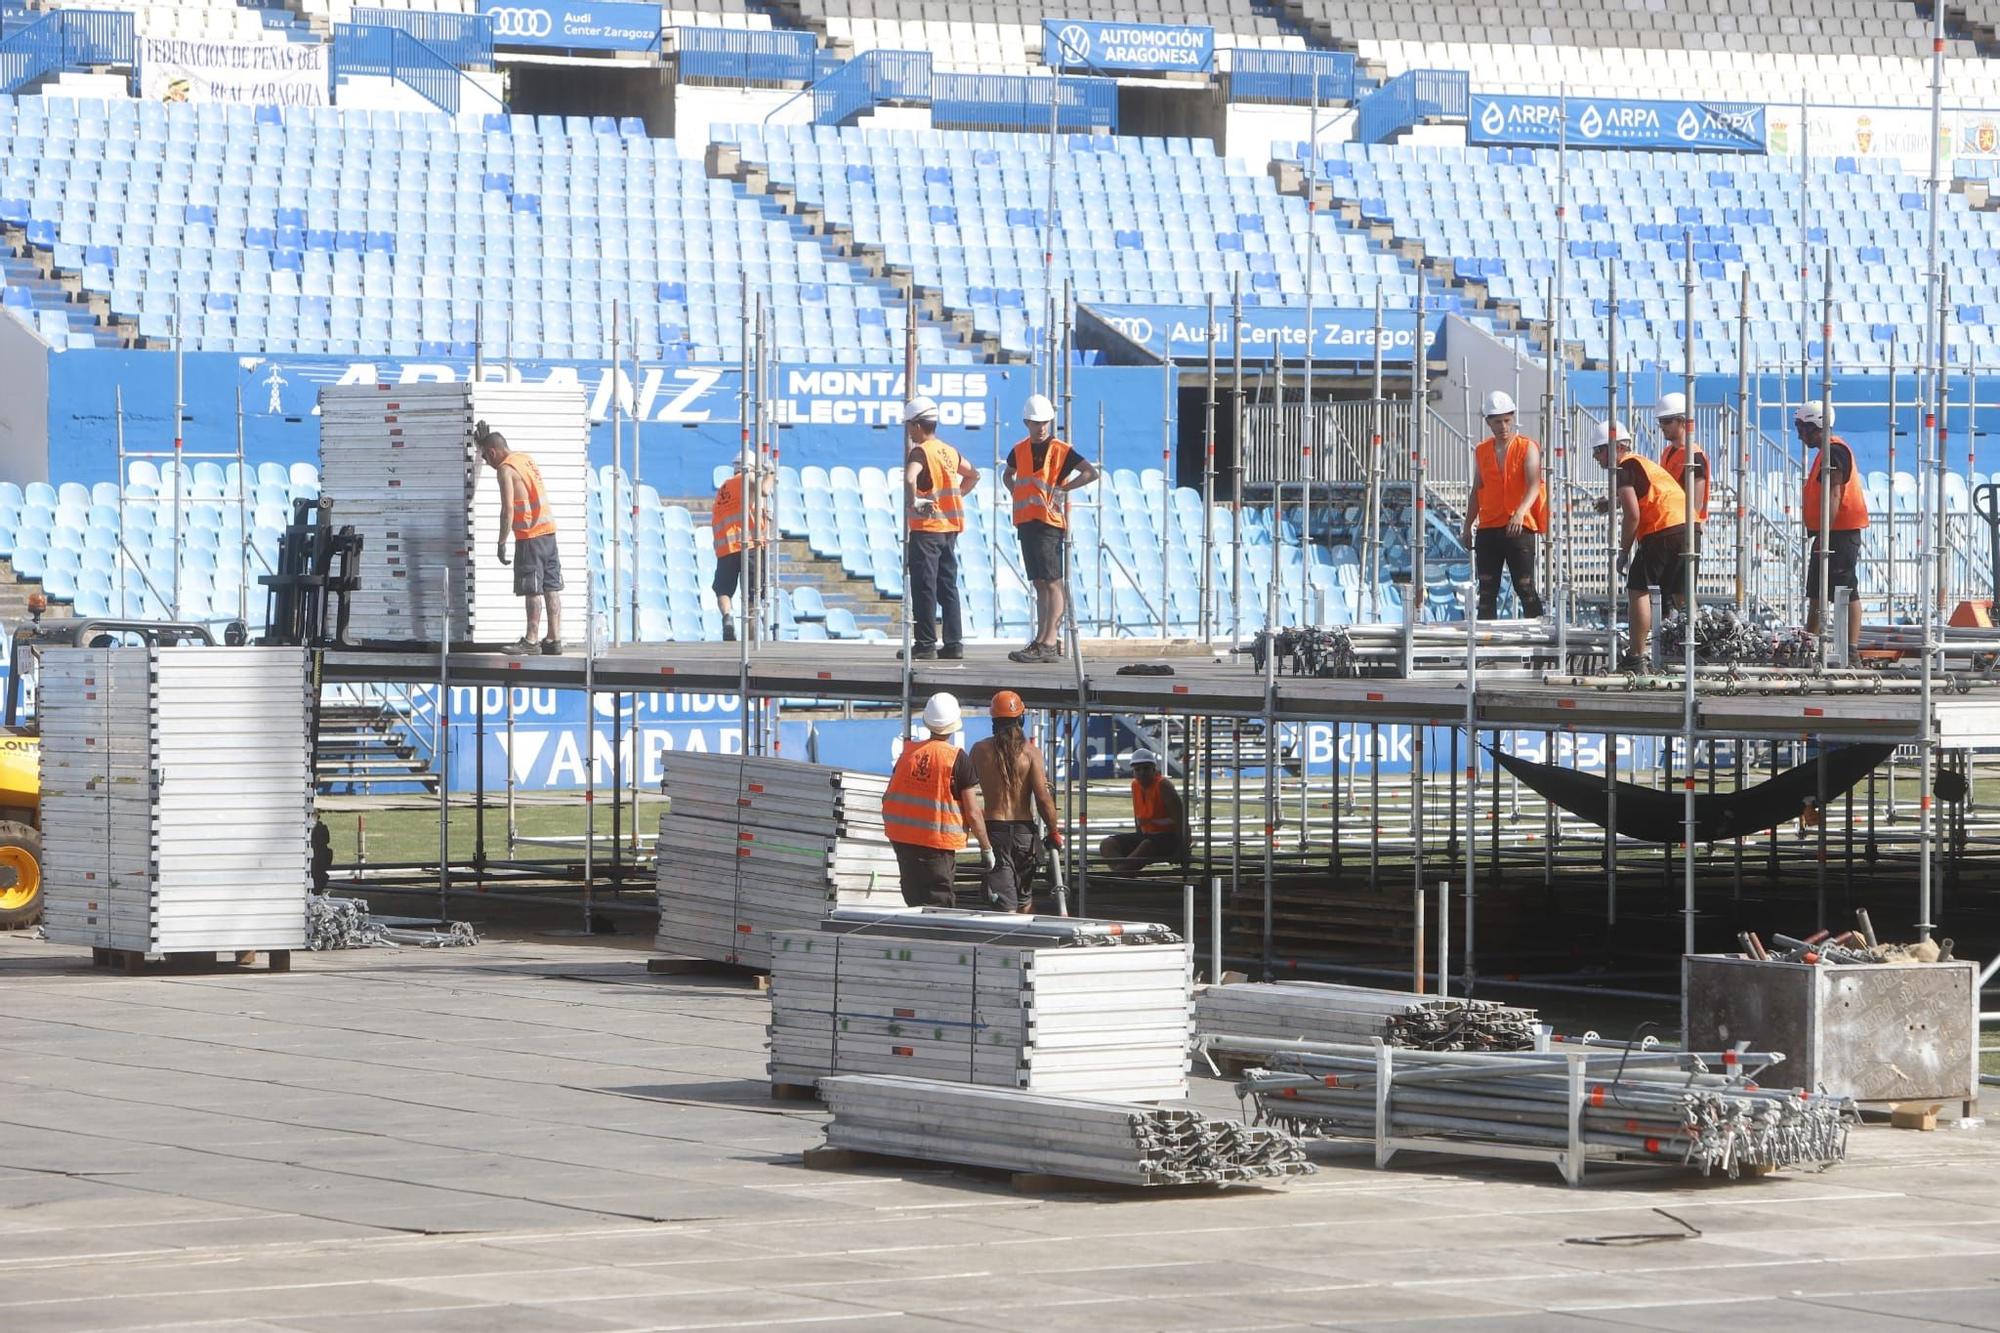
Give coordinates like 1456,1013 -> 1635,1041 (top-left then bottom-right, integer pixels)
1683,954 -> 1978,1116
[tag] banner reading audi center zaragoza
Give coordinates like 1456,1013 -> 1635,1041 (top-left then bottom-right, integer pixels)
138,37 -> 328,106
476,0 -> 661,53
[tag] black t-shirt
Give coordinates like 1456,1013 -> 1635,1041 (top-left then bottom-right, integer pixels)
1820,441 -> 1854,484
1024,439 -> 1084,483
950,749 -> 976,795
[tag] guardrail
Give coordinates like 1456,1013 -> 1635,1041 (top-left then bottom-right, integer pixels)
60,7 -> 132,66
1227,49 -> 1356,106
932,71 -> 1117,134
812,48 -> 930,125
677,25 -> 815,86
333,23 -> 472,116
0,8 -> 131,94
1355,68 -> 1468,144
0,12 -> 57,93
353,7 -> 491,68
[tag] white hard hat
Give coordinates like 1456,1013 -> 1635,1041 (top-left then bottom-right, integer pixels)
921,691 -> 962,735
1482,390 -> 1516,418
732,449 -> 748,467
1023,393 -> 1056,424
1655,392 -> 1689,420
1795,402 -> 1834,429
903,396 -> 940,423
1594,420 -> 1632,451
1129,748 -> 1159,769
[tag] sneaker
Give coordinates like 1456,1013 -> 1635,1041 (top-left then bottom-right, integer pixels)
722,620 -> 736,642
939,645 -> 964,660
1009,643 -> 1058,664
539,639 -> 561,655
502,637 -> 537,656
898,646 -> 937,661
1617,651 -> 1653,674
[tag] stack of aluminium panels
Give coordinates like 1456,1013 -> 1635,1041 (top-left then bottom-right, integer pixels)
655,752 -> 901,968
1197,982 -> 1540,1054
769,928 -> 1191,1101
41,646 -> 312,955
318,382 -> 587,647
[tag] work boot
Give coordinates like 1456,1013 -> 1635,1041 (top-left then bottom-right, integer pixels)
503,637 -> 537,656
1616,650 -> 1653,675
939,644 -> 964,660
539,638 -> 561,655
898,646 -> 937,661
722,619 -> 736,642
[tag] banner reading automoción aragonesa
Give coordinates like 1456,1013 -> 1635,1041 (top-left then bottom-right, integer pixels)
137,38 -> 329,106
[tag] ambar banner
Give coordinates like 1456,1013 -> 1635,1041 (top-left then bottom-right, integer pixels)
1042,19 -> 1212,73
1087,303 -> 1425,363
1469,94 -> 1765,152
138,37 -> 329,106
476,0 -> 661,52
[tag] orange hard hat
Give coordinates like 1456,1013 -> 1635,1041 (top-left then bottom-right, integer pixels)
990,689 -> 1025,719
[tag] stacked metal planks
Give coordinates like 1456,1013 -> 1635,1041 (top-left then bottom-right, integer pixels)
41,646 -> 313,956
1198,981 -> 1540,1055
464,383 -> 589,646
654,752 -> 902,969
819,1075 -> 1313,1187
769,929 -> 1192,1101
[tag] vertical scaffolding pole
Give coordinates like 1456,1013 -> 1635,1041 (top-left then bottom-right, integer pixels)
1736,270 -> 1751,610
1605,262 -> 1621,656
1202,292 -> 1217,641
235,387 -> 248,626
900,293 -> 917,740
172,307 -> 185,622
1366,285 -> 1385,619
1230,273 -> 1245,642
1815,257 -> 1834,671
630,309 -> 643,649
1301,82 -> 1319,626
1797,89 -> 1811,413
1551,83 -> 1571,612
1160,361 -> 1172,637
1260,556 -> 1278,981
1410,293 -> 1428,650
610,301 -> 622,647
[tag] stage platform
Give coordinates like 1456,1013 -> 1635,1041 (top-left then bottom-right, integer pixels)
320,640 -> 2000,744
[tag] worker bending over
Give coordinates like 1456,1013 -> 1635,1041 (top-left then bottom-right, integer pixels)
1461,391 -> 1546,619
477,422 -> 563,655
968,690 -> 1062,912
1594,422 -> 1688,673
711,451 -> 773,642
1655,393 -> 1708,541
1097,749 -> 1185,874
1005,394 -> 1099,664
1798,403 -> 1867,659
883,692 -> 989,908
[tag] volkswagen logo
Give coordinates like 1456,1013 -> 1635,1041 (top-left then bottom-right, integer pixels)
488,6 -> 553,39
1055,23 -> 1091,61
1477,100 -> 1505,137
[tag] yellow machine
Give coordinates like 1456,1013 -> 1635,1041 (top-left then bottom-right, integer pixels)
0,614 -> 217,928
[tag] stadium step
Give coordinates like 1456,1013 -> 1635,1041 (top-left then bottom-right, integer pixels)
776,537 -> 901,632
314,702 -> 440,795
0,560 -> 74,630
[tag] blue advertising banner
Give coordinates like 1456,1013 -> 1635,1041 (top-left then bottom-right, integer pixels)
1042,19 -> 1212,73
1469,95 -> 1766,153
1087,303 -> 1426,363
476,0 -> 660,53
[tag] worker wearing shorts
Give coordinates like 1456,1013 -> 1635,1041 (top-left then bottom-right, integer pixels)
984,820 -> 1042,911
477,423 -> 563,655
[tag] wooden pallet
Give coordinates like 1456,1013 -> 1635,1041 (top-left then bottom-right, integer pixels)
646,956 -> 771,990
91,947 -> 292,975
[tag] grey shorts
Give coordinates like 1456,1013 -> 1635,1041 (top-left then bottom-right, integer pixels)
513,533 -> 563,596
984,820 -> 1041,911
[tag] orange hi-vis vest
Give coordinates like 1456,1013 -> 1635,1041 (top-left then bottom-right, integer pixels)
1803,438 -> 1870,531
1660,440 -> 1709,523
1010,437 -> 1072,528
1617,452 -> 1687,539
909,439 -> 966,534
1133,776 -> 1177,835
883,738 -> 966,850
1474,435 -> 1546,532
713,474 -> 747,557
499,453 -> 556,539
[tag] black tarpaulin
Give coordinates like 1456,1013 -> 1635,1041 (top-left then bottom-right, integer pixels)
1491,743 -> 1897,844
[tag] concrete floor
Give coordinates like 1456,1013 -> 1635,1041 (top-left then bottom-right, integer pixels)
3,933 -> 1998,1333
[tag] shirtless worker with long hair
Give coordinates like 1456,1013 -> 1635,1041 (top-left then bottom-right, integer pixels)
968,690 -> 1062,913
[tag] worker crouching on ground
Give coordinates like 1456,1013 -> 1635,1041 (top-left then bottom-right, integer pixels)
477,422 -> 563,655
1097,749 -> 1185,874
712,451 -> 773,642
1593,421 -> 1689,673
1005,394 -> 1099,664
883,691 -> 990,908
1461,390 -> 1547,619
1798,402 -> 1867,660
902,396 -> 981,661
969,690 -> 1062,912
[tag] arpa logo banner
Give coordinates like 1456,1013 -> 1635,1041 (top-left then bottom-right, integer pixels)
1468,94 -> 1766,154
476,0 -> 660,52
1041,19 -> 1213,73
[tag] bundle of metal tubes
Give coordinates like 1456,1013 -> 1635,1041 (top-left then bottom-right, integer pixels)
818,905 -> 1181,948
1241,1044 -> 1852,1178
305,895 -> 478,950
1739,911 -> 1948,966
1198,982 -> 1539,1054
819,1074 -> 1314,1188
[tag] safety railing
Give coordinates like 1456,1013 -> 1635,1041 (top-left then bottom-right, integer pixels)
932,71 -> 1117,134
812,48 -> 930,126
333,23 -> 473,116
353,7 -> 492,68
0,11 -> 57,94
677,25 -> 815,86
1354,68 -> 1468,144
1226,48 -> 1357,106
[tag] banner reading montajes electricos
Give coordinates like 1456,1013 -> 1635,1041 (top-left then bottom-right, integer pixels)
1086,304 -> 1427,363
138,38 -> 328,105
1469,95 -> 1766,153
1042,19 -> 1212,73
477,0 -> 660,52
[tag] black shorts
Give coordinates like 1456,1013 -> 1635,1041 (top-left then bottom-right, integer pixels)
711,549 -> 759,600
1626,526 -> 1689,593
984,820 -> 1041,911
1806,528 -> 1864,598
892,841 -> 958,909
513,533 -> 563,596
1016,520 -> 1066,584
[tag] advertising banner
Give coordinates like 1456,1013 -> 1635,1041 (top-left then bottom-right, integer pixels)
1469,94 -> 1765,152
1041,19 -> 1212,74
476,0 -> 660,53
1087,303 -> 1425,363
137,37 -> 328,106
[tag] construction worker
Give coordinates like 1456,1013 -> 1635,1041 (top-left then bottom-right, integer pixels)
1460,390 -> 1546,620
968,690 -> 1062,912
882,692 -> 989,908
1005,393 -> 1099,664
711,451 -> 773,642
1593,421 -> 1688,672
1655,392 -> 1708,540
902,396 -> 980,661
1097,749 -> 1185,874
1798,402 -> 1867,657
476,422 -> 563,655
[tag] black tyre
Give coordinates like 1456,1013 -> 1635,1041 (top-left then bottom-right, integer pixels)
0,820 -> 43,929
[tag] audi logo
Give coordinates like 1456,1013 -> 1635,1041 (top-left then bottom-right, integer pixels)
1105,316 -> 1154,343
489,7 -> 553,39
